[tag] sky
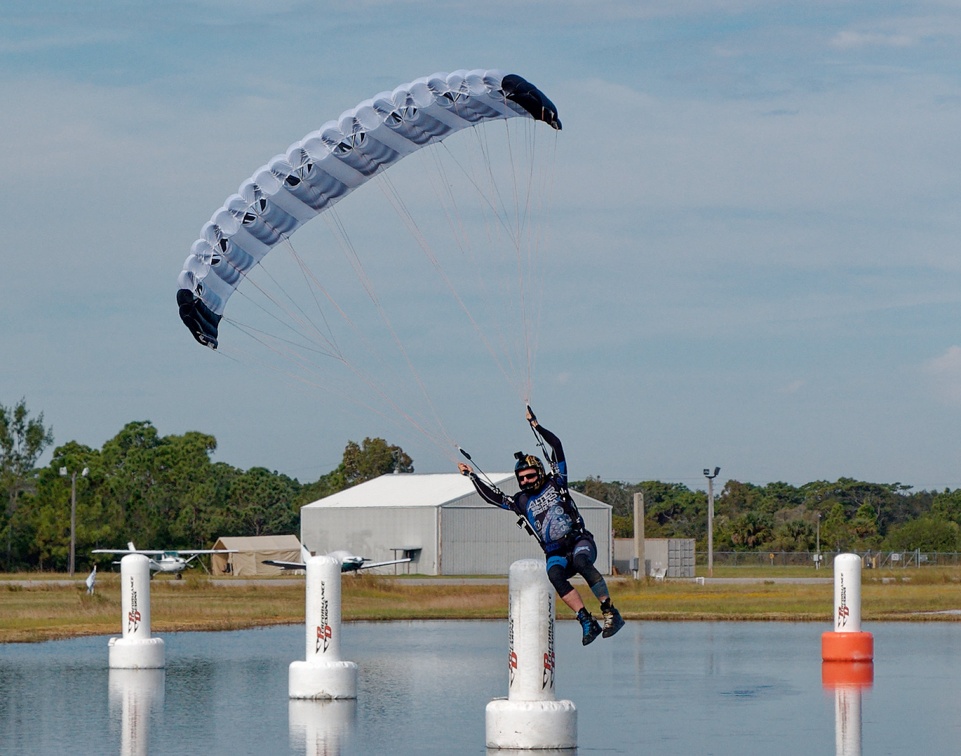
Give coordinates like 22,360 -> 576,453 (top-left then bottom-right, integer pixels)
3,1 -> 961,492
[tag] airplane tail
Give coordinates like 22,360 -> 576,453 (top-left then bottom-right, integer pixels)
127,541 -> 136,551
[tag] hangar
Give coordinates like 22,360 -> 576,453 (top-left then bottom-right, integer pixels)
299,472 -> 613,576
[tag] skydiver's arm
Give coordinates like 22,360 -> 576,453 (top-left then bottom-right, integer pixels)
459,463 -> 512,509
533,423 -> 565,468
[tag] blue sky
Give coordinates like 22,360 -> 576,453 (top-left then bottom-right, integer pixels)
3,1 -> 961,491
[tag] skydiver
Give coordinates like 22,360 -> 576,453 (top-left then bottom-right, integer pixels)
458,408 -> 625,645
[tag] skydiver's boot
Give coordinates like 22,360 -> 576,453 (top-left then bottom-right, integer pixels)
576,608 -> 602,646
600,598 -> 625,639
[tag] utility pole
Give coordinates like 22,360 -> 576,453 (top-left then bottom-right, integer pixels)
703,467 -> 720,578
60,466 -> 88,576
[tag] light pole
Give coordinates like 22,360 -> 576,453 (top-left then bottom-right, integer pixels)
815,512 -> 822,570
60,466 -> 88,577
703,467 -> 720,578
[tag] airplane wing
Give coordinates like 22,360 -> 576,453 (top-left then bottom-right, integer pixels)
262,560 -> 307,570
177,549 -> 238,555
261,557 -> 412,572
91,549 -> 165,555
356,558 -> 411,570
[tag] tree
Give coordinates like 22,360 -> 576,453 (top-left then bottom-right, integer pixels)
0,398 -> 54,569
884,517 -> 960,552
341,437 -> 413,487
228,467 -> 300,537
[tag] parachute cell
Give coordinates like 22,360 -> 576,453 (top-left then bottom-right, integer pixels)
177,69 -> 560,349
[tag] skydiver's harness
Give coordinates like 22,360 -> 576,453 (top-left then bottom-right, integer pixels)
524,419 -> 589,552
458,414 -> 589,552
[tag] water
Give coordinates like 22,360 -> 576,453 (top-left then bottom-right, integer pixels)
1,621 -> 960,755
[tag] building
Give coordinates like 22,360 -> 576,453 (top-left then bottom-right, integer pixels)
300,472 -> 613,576
613,537 -> 696,578
210,534 -> 304,577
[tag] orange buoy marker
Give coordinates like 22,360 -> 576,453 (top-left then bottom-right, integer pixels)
486,559 -> 577,750
108,554 -> 165,669
821,553 -> 874,663
289,555 -> 358,699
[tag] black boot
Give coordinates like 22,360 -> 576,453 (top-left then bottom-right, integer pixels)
600,599 -> 625,639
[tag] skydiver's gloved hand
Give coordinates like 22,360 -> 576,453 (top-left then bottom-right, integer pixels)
526,405 -> 538,428
457,462 -> 473,476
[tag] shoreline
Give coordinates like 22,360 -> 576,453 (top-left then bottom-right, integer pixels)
3,570 -> 961,643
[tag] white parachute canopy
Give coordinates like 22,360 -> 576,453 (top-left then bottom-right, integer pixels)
177,69 -> 560,348
176,69 -> 561,457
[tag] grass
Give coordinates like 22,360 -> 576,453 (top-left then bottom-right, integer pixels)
2,566 -> 961,643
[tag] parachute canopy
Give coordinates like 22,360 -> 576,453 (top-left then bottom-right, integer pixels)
177,69 -> 561,349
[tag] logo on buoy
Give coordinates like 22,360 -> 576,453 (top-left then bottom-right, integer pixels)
127,576 -> 141,634
508,616 -> 516,687
837,574 -> 849,628
542,593 -> 555,690
316,580 -> 332,654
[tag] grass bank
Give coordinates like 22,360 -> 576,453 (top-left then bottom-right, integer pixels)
3,567 -> 961,643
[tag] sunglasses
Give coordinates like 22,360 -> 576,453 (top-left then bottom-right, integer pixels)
518,472 -> 539,483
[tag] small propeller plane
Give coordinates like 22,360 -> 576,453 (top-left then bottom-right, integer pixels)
92,542 -> 236,578
264,546 -> 411,573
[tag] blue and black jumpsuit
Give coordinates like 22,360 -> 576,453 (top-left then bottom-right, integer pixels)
466,424 -> 611,604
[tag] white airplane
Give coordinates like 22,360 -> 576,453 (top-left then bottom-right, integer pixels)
264,545 -> 411,573
92,542 -> 236,578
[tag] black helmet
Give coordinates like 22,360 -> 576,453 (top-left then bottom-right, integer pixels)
514,451 -> 545,492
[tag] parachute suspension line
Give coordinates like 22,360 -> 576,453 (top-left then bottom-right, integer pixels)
319,205 -> 459,452
526,128 -> 560,406
374,168 -> 523,398
423,142 -> 526,396
220,320 -> 454,455
420,127 -> 542,404
212,234 -> 349,361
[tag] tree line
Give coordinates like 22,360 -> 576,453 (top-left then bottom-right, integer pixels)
0,398 -> 411,572
573,477 -> 961,554
3,397 -> 960,572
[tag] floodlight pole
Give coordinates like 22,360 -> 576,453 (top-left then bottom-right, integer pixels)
816,513 -> 822,570
703,467 -> 720,578
60,466 -> 88,577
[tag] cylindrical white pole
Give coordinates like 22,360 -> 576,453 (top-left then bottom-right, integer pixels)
486,559 -> 576,750
834,553 -> 861,632
509,559 -> 556,701
305,555 -> 342,662
121,555 -> 152,640
109,554 -> 164,669
289,555 -> 358,699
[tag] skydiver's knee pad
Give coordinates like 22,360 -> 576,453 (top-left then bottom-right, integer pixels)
571,539 -> 606,595
547,560 -> 574,597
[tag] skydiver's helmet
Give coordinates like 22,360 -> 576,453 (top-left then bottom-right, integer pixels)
514,452 -> 546,492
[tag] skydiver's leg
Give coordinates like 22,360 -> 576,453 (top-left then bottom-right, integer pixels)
548,554 -> 601,646
571,536 -> 624,639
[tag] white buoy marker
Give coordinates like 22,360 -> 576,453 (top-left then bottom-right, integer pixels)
108,554 -> 164,669
486,559 -> 576,750
289,555 -> 358,699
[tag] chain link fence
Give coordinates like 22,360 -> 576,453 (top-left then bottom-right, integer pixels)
703,551 -> 961,567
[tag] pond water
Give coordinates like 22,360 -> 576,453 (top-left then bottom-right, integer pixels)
1,620 -> 960,755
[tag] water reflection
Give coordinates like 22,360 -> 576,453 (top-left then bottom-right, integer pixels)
108,669 -> 164,756
2,622 -> 961,754
822,662 -> 874,756
289,699 -> 357,756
